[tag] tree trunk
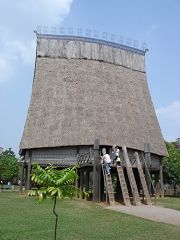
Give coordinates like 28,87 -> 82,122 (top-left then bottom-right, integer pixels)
53,196 -> 58,240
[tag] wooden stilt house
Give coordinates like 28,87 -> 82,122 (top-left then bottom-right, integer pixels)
20,31 -> 167,204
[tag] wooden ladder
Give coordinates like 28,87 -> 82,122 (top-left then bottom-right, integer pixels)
102,165 -> 116,206
134,152 -> 151,205
122,145 -> 141,206
116,165 -> 131,206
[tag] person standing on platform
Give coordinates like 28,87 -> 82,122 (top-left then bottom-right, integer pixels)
115,146 -> 121,165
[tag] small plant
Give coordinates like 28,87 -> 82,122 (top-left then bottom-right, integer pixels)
28,164 -> 81,240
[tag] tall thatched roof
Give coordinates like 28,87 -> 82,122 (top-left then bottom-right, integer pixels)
20,34 -> 167,156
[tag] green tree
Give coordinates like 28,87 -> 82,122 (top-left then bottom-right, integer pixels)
163,143 -> 180,188
28,164 -> 82,240
0,148 -> 18,183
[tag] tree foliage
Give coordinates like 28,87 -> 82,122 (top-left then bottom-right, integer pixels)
28,164 -> 82,240
163,142 -> 180,185
0,148 -> 18,183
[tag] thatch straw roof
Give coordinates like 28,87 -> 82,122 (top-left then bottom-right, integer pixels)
20,34 -> 167,156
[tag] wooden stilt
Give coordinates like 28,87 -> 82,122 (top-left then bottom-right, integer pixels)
93,139 -> 100,203
24,164 -> 28,190
122,145 -> 141,206
85,168 -> 90,197
116,165 -> 131,206
160,161 -> 164,198
27,150 -> 32,190
144,143 -> 152,195
134,152 -> 151,205
80,168 -> 84,198
19,161 -> 24,193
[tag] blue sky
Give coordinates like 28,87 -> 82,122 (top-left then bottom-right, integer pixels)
0,0 -> 180,155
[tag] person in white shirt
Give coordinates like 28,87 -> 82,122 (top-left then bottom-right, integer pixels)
115,146 -> 120,158
115,146 -> 121,165
102,151 -> 111,175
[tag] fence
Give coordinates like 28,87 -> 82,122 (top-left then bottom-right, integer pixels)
35,26 -> 148,51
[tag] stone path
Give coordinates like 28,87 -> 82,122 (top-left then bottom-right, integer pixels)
106,205 -> 180,226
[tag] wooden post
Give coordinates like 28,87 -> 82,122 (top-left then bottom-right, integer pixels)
80,168 -> 84,198
27,150 -> 32,190
19,161 -> 24,193
122,145 -> 141,206
116,170 -> 121,201
144,143 -> 151,167
24,164 -> 28,190
160,160 -> 164,198
134,152 -> 151,205
75,168 -> 79,198
99,165 -> 101,202
84,167 -> 90,200
93,139 -> 100,203
144,143 -> 151,194
85,168 -> 90,192
100,169 -> 105,202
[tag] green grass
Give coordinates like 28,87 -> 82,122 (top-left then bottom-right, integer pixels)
153,196 -> 180,211
0,192 -> 180,240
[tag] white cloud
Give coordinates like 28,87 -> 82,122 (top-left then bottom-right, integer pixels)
4,40 -> 36,64
156,101 -> 180,141
0,0 -> 73,82
0,0 -> 73,31
14,0 -> 73,28
0,57 -> 13,82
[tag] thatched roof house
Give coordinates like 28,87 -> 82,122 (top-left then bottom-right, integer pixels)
20,33 -> 167,166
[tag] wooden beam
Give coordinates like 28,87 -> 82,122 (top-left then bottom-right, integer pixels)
160,160 -> 164,198
75,168 -> 80,198
85,168 -> 90,192
19,161 -> 24,193
122,145 -> 141,206
93,139 -> 100,203
27,150 -> 32,190
80,168 -> 84,193
144,143 -> 151,167
144,143 -> 152,194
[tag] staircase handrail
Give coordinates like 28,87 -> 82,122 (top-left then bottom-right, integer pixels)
77,151 -> 92,166
101,163 -> 108,204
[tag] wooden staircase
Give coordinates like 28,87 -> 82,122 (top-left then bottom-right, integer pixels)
122,145 -> 141,206
102,165 -> 115,206
116,165 -> 131,206
100,146 -> 152,207
134,152 -> 151,205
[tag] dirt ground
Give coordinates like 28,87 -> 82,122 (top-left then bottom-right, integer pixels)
106,205 -> 180,226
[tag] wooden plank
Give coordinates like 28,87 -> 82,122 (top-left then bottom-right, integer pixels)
19,161 -> 24,193
144,143 -> 152,194
160,161 -> 164,198
122,145 -> 141,206
102,164 -> 115,206
134,152 -> 151,205
116,166 -> 131,206
93,139 -> 100,203
27,150 -> 32,190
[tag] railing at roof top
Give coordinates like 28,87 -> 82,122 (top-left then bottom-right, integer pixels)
35,26 -> 148,55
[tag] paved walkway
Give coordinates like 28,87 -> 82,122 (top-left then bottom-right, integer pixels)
107,205 -> 180,226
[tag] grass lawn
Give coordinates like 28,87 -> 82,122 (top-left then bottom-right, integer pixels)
0,192 -> 180,240
153,196 -> 180,211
